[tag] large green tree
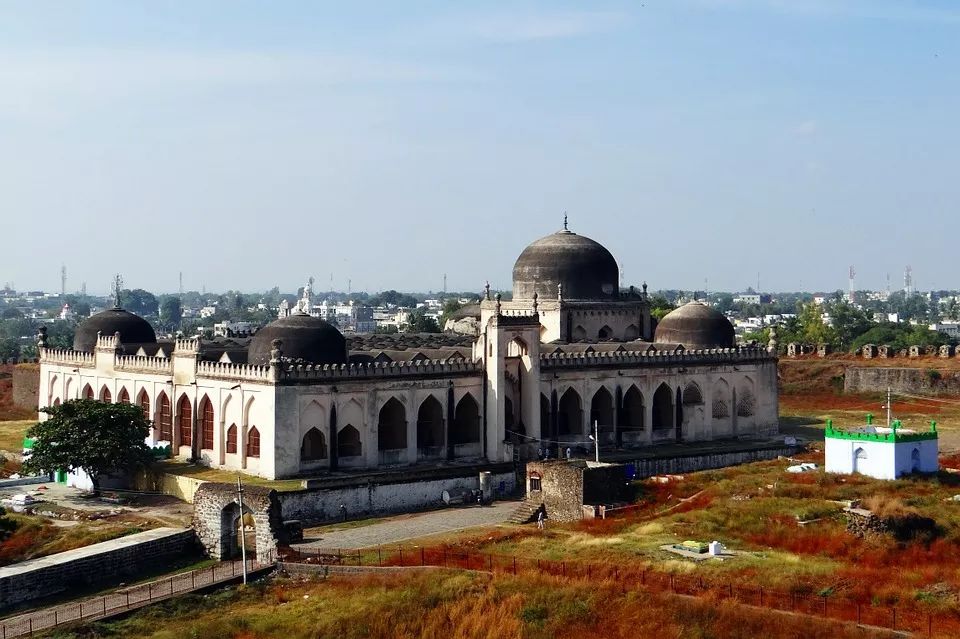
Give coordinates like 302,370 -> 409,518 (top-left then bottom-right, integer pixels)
403,309 -> 440,333
22,400 -> 155,492
119,289 -> 159,317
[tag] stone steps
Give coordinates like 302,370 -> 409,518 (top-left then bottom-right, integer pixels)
508,501 -> 540,525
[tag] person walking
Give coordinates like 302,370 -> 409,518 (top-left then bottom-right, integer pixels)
537,506 -> 546,530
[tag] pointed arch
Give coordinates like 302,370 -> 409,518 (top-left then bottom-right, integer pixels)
417,395 -> 444,458
226,423 -> 238,454
558,388 -> 582,436
199,395 -> 214,450
247,426 -> 260,458
118,387 -> 130,404
508,337 -> 528,357
598,325 -> 612,340
338,424 -> 362,458
137,389 -> 150,421
177,393 -> 192,447
64,378 -> 73,400
301,400 -> 326,433
82,383 -> 93,400
572,325 -> 587,341
53,397 -> 61,407
452,393 -> 480,445
378,397 -> 406,451
712,378 -> 731,420
620,385 -> 645,433
652,383 -> 673,431
157,391 -> 172,441
682,381 -> 703,405
301,427 -> 327,462
624,324 -> 639,340
99,385 -> 112,403
590,386 -> 614,440
736,381 -> 756,417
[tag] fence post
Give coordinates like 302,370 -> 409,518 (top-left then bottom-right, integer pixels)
192,571 -> 196,588
759,587 -> 763,607
488,555 -> 493,571
892,607 -> 896,630
857,603 -> 861,625
358,550 -> 362,566
421,547 -> 425,566
399,548 -> 403,566
670,575 -> 674,592
55,609 -> 58,625
822,595 -> 827,615
378,546 -> 382,567
729,583 -> 733,598
928,613 -> 932,637
562,562 -> 566,577
641,570 -> 646,585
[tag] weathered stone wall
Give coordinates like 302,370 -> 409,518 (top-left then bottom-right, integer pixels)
629,445 -> 801,478
524,461 -> 584,522
12,363 -> 39,410
844,367 -> 960,395
193,483 -> 284,560
0,528 -> 196,610
277,471 -> 516,523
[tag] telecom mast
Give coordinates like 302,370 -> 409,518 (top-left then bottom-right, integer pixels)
60,264 -> 67,296
847,265 -> 855,303
904,265 -> 914,296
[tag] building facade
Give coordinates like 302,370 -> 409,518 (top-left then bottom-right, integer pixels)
37,225 -> 779,480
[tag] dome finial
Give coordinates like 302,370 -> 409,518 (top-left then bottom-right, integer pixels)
532,291 -> 539,313
563,212 -> 568,231
484,281 -> 491,301
112,274 -> 123,309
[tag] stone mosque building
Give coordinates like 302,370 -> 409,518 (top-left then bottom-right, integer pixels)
36,225 -> 779,480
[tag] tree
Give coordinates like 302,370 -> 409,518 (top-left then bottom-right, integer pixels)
649,295 -> 675,321
159,296 -> 183,330
119,289 -> 159,317
1,307 -> 22,319
828,300 -> 873,351
796,302 -> 835,345
439,299 -> 464,328
403,309 -> 440,333
22,400 -> 155,492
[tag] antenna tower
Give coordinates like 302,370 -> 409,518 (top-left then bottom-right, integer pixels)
60,264 -> 67,296
848,265 -> 856,303
81,281 -> 86,297
179,272 -> 184,301
904,265 -> 914,296
443,273 -> 447,296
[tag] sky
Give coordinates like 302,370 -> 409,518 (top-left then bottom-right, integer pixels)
1,0 -> 958,296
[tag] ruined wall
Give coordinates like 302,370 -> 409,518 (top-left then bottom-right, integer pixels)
277,471 -> 516,522
192,483 -> 284,560
524,461 -> 585,523
844,367 -> 960,395
0,528 -> 197,610
629,445 -> 801,478
12,363 -> 39,409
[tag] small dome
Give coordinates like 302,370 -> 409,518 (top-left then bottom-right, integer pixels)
512,228 -> 619,301
73,308 -> 157,352
248,312 -> 347,366
654,302 -> 735,349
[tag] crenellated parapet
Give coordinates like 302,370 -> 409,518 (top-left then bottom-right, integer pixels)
282,358 -> 481,382
174,337 -> 202,353
115,354 -> 174,374
39,348 -> 95,368
540,345 -> 773,370
196,360 -> 272,382
95,332 -> 122,351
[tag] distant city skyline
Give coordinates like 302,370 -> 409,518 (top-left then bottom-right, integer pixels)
1,1 -> 957,293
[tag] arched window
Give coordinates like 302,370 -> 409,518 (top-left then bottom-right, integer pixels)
572,325 -> 587,341
712,398 -> 730,419
118,387 -> 130,404
247,426 -> 260,458
99,386 -> 112,403
598,326 -> 612,340
590,387 -> 614,435
624,324 -> 639,340
82,384 -> 94,400
301,428 -> 327,461
682,382 -> 703,405
157,392 -> 172,441
416,396 -> 444,454
53,398 -> 61,407
338,425 -> 362,458
451,394 -> 480,445
378,398 -> 406,451
558,388 -> 582,436
620,386 -> 644,432
177,394 -> 192,447
226,424 -> 238,454
652,384 -> 673,431
199,395 -> 214,450
736,386 -> 756,417
137,390 -> 150,421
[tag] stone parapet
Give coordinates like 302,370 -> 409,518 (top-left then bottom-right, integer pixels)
115,355 -> 174,374
540,346 -> 772,370
281,358 -> 481,383
39,348 -> 95,368
196,360 -> 272,382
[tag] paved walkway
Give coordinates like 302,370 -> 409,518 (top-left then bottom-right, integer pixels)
295,502 -> 518,550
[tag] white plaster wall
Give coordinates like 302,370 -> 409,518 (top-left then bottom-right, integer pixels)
825,438 -> 938,480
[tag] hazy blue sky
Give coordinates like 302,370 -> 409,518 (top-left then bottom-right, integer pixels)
1,1 -> 957,295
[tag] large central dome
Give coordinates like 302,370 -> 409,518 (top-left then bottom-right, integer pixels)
512,228 -> 619,301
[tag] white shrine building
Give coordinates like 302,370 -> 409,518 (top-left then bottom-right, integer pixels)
824,415 -> 939,480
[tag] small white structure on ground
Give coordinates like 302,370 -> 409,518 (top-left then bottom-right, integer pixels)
824,415 -> 938,480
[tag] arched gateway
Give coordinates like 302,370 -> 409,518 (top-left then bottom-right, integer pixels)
192,483 -> 284,560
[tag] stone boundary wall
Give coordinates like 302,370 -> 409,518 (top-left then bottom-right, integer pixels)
843,367 -> 960,395
0,528 -> 197,610
278,471 -> 517,523
629,445 -> 802,478
12,364 -> 39,410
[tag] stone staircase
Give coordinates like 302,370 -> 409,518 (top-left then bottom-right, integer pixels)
508,501 -> 540,525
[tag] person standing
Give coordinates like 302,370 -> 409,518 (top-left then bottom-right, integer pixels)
537,506 -> 546,530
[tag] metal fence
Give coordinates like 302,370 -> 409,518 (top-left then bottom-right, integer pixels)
0,553 -> 275,638
281,544 -> 960,638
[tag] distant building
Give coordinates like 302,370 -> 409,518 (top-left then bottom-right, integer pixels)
213,321 -> 258,338
734,293 -> 771,305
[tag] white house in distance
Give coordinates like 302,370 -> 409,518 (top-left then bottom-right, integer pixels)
824,415 -> 938,480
